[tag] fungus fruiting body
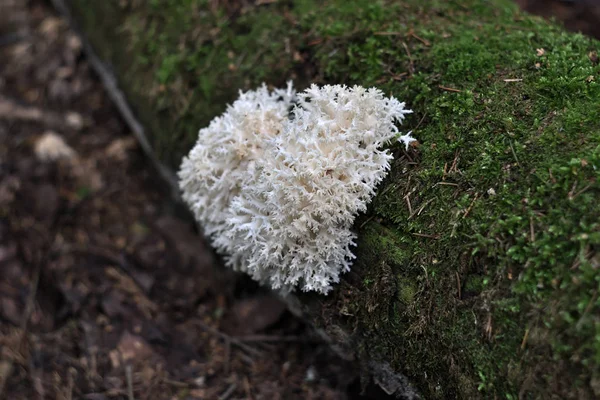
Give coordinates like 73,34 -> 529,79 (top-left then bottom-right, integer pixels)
179,83 -> 413,294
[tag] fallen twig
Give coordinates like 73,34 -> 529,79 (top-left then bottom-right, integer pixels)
434,182 -> 459,187
404,194 -> 413,215
414,112 -> 427,131
462,192 -> 480,219
570,183 -> 592,200
408,30 -> 431,46
520,327 -> 530,350
438,85 -> 462,93
409,198 -> 434,219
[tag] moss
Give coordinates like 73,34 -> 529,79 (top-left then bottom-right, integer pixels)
463,275 -> 485,295
68,0 -> 600,398
397,276 -> 417,305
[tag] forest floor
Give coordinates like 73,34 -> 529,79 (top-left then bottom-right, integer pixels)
0,1 -> 359,399
0,1 -> 597,400
516,0 -> 600,41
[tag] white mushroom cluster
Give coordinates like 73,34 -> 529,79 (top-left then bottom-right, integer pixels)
179,83 -> 413,294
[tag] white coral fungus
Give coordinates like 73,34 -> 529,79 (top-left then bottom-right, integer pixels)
179,83 -> 413,294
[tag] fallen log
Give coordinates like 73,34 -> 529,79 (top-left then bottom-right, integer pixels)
58,0 -> 600,398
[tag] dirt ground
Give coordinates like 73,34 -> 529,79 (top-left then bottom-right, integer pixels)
0,1 -> 598,400
0,1 -> 361,399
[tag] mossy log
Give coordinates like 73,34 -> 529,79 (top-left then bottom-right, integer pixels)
61,0 -> 599,398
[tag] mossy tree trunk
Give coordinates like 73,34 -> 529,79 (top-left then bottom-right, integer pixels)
61,0 -> 600,398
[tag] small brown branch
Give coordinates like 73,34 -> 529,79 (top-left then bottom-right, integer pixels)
435,182 -> 459,187
570,250 -> 594,270
548,168 -> 557,184
570,183 -> 592,200
485,314 -> 493,340
438,85 -> 462,93
408,29 -> 431,46
359,215 -> 376,229
414,112 -> 427,131
391,71 -> 408,81
449,150 -> 461,173
520,327 -> 530,350
404,194 -> 413,215
409,198 -> 434,219
463,193 -> 480,219
509,141 -> 520,167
